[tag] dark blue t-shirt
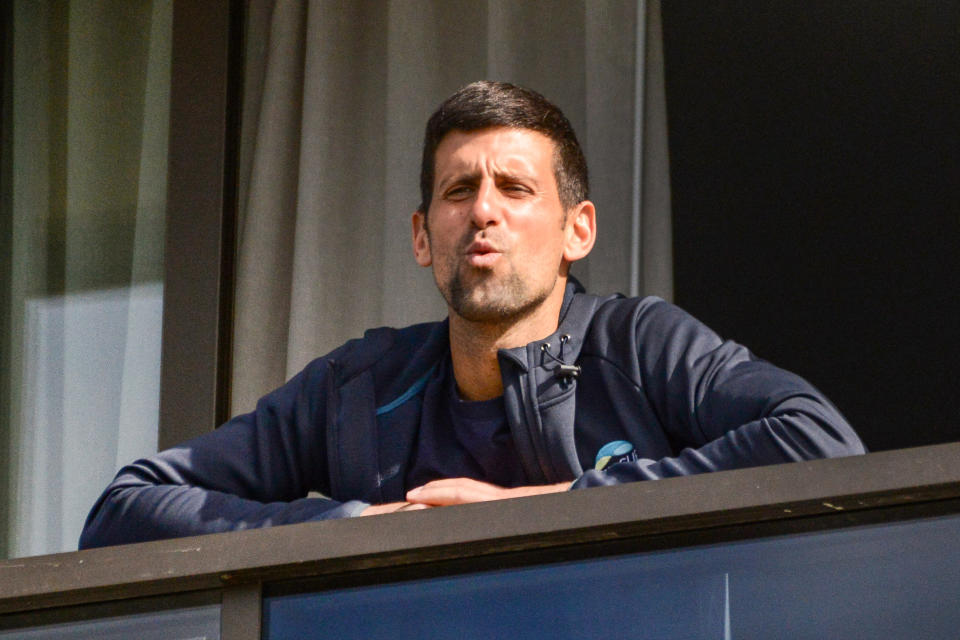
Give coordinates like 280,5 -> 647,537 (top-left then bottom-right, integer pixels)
406,358 -> 529,489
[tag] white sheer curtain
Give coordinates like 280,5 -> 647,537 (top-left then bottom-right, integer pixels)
2,0 -> 171,557
232,0 -> 672,414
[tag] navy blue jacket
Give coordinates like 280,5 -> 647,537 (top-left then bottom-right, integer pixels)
79,281 -> 864,549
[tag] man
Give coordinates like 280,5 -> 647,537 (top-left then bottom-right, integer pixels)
79,82 -> 864,548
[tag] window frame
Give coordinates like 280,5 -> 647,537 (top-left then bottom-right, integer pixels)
158,0 -> 243,448
6,1 -> 960,637
0,0 -> 14,559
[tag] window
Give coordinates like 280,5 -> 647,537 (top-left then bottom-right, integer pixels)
1,0 -> 171,558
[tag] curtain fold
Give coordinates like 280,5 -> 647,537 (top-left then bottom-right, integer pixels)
232,0 -> 672,414
231,0 -> 306,409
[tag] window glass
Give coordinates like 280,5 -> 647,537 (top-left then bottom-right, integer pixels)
1,0 -> 171,557
664,2 -> 960,452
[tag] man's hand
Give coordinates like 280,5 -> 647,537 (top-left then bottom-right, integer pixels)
359,501 -> 431,516
359,479 -> 569,515
405,478 -> 569,507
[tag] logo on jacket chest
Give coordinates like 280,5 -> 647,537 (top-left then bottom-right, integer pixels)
594,440 -> 638,471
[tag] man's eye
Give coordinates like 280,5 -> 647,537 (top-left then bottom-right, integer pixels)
502,184 -> 530,195
445,186 -> 473,199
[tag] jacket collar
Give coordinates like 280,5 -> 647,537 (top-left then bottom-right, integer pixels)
497,275 -> 595,372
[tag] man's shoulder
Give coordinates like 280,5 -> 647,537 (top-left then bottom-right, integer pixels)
310,319 -> 449,394
574,288 -> 676,328
575,290 -> 714,350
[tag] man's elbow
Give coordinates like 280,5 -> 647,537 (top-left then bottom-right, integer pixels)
78,488 -> 122,550
78,483 -> 161,550
778,407 -> 867,461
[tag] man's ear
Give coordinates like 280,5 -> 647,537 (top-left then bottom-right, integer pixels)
412,210 -> 432,267
562,200 -> 597,263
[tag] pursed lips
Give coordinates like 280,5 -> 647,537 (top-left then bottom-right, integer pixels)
463,239 -> 503,268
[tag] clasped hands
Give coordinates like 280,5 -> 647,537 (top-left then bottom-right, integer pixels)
359,478 -> 570,516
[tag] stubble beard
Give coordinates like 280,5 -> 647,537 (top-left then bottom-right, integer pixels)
427,222 -> 558,325
441,263 -> 554,325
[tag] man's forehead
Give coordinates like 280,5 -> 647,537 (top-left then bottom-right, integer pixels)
434,127 -> 556,174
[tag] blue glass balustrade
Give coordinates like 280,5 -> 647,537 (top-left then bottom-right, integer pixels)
0,604 -> 220,640
265,513 -> 960,639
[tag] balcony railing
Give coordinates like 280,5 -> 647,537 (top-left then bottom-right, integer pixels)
3,442 -> 960,639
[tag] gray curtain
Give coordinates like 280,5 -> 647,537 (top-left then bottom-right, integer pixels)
232,0 -> 671,414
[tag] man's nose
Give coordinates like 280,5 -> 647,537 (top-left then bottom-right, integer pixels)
469,180 -> 503,227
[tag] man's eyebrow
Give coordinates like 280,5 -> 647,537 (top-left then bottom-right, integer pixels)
436,170 -> 480,191
435,168 -> 540,194
496,171 -> 536,184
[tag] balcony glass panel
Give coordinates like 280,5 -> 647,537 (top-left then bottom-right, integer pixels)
266,513 -> 960,639
0,604 -> 220,640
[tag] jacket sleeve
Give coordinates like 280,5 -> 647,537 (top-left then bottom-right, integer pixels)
78,358 -> 368,549
573,299 -> 866,489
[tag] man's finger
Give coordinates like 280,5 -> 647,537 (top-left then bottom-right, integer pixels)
359,501 -> 431,516
394,502 -> 430,511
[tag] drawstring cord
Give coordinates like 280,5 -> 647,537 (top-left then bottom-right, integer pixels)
540,334 -> 581,380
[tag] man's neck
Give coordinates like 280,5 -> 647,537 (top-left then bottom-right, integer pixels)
448,283 -> 567,402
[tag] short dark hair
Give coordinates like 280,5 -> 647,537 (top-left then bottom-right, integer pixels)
418,81 -> 589,214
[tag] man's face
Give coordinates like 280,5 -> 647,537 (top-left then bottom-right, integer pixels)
412,127 -> 574,324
